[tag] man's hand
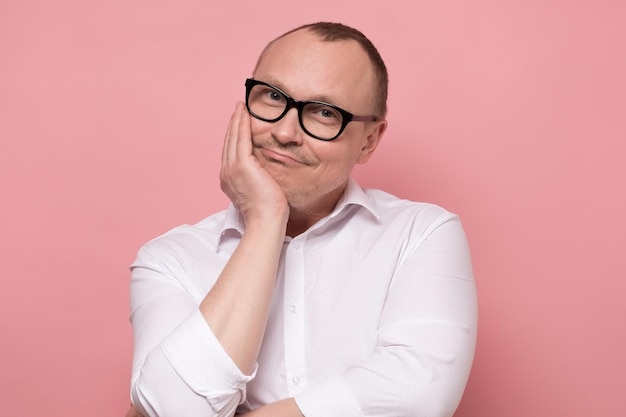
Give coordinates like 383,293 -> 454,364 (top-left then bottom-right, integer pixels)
124,404 -> 144,417
238,398 -> 304,417
220,102 -> 289,226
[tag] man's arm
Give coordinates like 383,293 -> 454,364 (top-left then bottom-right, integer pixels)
200,101 -> 289,374
129,103 -> 289,417
125,399 -> 303,417
292,217 -> 477,417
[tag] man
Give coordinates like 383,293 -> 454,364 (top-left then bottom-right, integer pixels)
127,22 -> 477,417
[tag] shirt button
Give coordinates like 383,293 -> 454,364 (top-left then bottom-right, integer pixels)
292,376 -> 301,386
292,241 -> 301,250
289,304 -> 297,314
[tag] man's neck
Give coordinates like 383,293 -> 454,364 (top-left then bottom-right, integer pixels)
285,183 -> 349,237
285,199 -> 343,237
285,209 -> 326,237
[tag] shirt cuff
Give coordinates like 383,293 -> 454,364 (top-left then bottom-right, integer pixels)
160,308 -> 257,409
294,377 -> 362,417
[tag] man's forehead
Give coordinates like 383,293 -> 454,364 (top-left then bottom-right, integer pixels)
262,28 -> 320,55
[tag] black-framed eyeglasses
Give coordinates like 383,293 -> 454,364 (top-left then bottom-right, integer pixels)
245,78 -> 379,141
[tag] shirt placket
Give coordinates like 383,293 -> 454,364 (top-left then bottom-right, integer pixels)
282,235 -> 307,396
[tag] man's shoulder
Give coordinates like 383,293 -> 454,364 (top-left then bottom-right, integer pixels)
130,210 -> 231,288
137,209 -> 229,256
363,187 -> 457,224
357,188 -> 465,258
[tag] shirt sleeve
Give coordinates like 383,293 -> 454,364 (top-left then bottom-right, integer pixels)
129,241 -> 256,417
295,216 -> 478,417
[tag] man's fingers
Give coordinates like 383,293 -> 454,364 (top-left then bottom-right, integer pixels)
223,102 -> 243,167
236,103 -> 253,160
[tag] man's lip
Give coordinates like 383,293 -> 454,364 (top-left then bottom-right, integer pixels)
259,148 -> 306,165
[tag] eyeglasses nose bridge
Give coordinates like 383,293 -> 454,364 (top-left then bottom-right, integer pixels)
279,97 -> 308,127
268,98 -> 303,140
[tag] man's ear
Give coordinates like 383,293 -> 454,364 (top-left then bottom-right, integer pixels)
357,120 -> 387,164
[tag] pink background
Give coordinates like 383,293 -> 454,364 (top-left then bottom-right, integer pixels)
1,1 -> 624,416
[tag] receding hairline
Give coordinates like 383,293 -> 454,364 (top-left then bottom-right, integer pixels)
254,28 -> 365,75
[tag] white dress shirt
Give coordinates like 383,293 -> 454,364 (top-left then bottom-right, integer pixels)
129,178 -> 477,417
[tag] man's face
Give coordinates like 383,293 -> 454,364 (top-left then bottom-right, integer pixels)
250,29 -> 386,213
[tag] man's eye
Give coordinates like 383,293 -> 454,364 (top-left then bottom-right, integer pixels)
268,91 -> 282,101
320,109 -> 337,118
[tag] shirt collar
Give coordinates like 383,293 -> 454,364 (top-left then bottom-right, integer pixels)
330,177 -> 381,222
216,177 -> 381,247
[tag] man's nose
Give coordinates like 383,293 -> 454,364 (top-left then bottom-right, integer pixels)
271,108 -> 304,145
